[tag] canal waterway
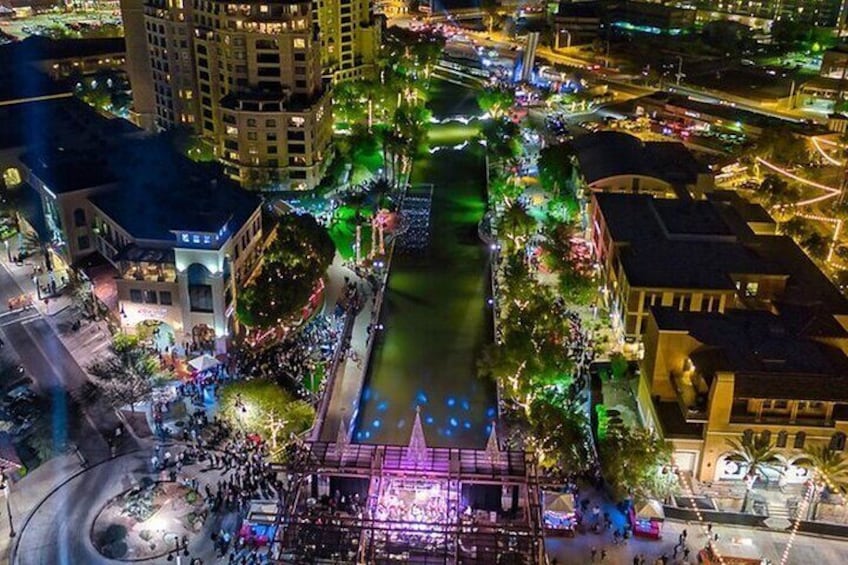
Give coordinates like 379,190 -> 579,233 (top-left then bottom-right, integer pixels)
353,82 -> 497,448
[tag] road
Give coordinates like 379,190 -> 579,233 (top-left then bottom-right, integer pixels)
0,262 -> 128,462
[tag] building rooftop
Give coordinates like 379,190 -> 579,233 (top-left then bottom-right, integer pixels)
595,193 -> 848,314
571,131 -> 706,187
0,36 -> 125,66
0,97 -> 140,152
87,138 -> 260,243
19,150 -> 117,194
652,307 -> 848,402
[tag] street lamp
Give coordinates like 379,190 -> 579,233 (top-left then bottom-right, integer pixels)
1,469 -> 15,538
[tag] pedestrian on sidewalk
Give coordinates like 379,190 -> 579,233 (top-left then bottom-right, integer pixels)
591,546 -> 597,562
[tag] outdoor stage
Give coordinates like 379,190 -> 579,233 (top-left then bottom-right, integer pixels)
273,441 -> 546,564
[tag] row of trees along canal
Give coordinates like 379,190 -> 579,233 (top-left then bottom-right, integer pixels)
480,114 -> 675,500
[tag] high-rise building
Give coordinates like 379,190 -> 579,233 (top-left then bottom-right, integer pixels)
120,0 -> 157,130
313,0 -> 381,82
133,0 -> 336,190
693,0 -> 844,28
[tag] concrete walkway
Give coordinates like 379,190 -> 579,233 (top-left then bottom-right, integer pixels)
319,266 -> 379,442
546,516 -> 848,564
11,448 -> 244,565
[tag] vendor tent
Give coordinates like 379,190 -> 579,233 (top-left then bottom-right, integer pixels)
189,354 -> 220,372
635,499 -> 665,521
544,492 -> 575,515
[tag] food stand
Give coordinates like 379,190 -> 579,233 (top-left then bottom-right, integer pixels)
629,499 -> 664,539
543,492 -> 578,537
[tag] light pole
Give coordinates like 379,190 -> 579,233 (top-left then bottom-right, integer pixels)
675,55 -> 685,86
1,469 -> 15,538
167,535 -> 189,564
4,240 -> 9,262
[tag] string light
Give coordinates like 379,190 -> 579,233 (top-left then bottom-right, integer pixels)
811,137 -> 843,167
676,471 -> 727,565
779,479 -> 815,565
755,157 -> 840,206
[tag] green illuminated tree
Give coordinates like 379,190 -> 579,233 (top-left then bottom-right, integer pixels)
237,214 -> 335,330
599,427 -> 674,501
477,87 -> 515,119
537,143 -> 576,197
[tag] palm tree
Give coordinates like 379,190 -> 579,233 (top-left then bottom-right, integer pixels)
725,435 -> 781,513
499,200 -> 536,253
797,445 -> 848,521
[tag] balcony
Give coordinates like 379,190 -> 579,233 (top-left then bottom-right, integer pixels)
115,246 -> 177,283
670,369 -> 709,423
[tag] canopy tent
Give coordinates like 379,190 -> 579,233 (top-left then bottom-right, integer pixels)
630,498 -> 664,539
189,353 -> 220,372
543,492 -> 575,515
634,499 -> 665,521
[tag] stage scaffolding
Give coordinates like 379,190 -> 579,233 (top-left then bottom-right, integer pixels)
270,442 -> 546,565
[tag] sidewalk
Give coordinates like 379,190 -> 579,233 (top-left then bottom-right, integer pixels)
546,516 -> 848,564
319,267 -> 379,442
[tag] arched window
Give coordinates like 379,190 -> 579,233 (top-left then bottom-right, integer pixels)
73,208 -> 86,227
794,431 -> 806,449
742,429 -> 754,443
759,430 -> 771,444
830,432 -> 846,451
776,431 -> 788,448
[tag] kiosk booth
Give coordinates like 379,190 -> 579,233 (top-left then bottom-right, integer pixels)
629,499 -> 664,539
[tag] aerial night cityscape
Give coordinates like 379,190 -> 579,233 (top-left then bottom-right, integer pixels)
8,1 -> 848,565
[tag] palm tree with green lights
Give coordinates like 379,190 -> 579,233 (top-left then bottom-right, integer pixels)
499,200 -> 536,254
725,435 -> 781,513
797,444 -> 848,521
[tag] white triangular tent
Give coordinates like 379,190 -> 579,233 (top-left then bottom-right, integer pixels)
188,354 -> 219,372
405,406 -> 428,466
635,499 -> 665,521
543,492 -> 576,515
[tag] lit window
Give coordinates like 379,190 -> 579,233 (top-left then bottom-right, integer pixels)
203,235 -> 211,244
293,38 -> 306,49
226,126 -> 238,136
181,233 -> 190,243
192,234 -> 201,244
2,168 -> 21,187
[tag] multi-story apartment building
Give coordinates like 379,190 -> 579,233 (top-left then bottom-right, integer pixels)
136,0 -> 334,189
590,191 -> 848,482
313,0 -> 380,81
693,0 -> 845,28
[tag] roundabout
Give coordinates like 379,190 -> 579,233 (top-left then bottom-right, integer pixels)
91,479 -> 206,561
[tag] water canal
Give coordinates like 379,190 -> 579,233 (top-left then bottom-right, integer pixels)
353,81 -> 497,448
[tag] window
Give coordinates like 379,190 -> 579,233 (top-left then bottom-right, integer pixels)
776,431 -> 788,448
247,118 -> 257,127
144,290 -> 158,304
759,430 -> 771,444
831,432 -> 846,451
130,289 -> 143,303
742,429 -> 754,443
192,235 -> 201,244
266,132 -> 277,142
265,119 -> 276,128
159,291 -> 173,305
293,38 -> 306,49
181,233 -> 190,243
77,235 -> 90,250
247,132 -> 257,141
73,208 -> 86,227
3,167 -> 22,187
793,432 -> 806,449
745,281 -> 759,298
189,284 -> 214,313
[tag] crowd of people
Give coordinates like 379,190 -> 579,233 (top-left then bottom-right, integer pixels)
230,313 -> 343,400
